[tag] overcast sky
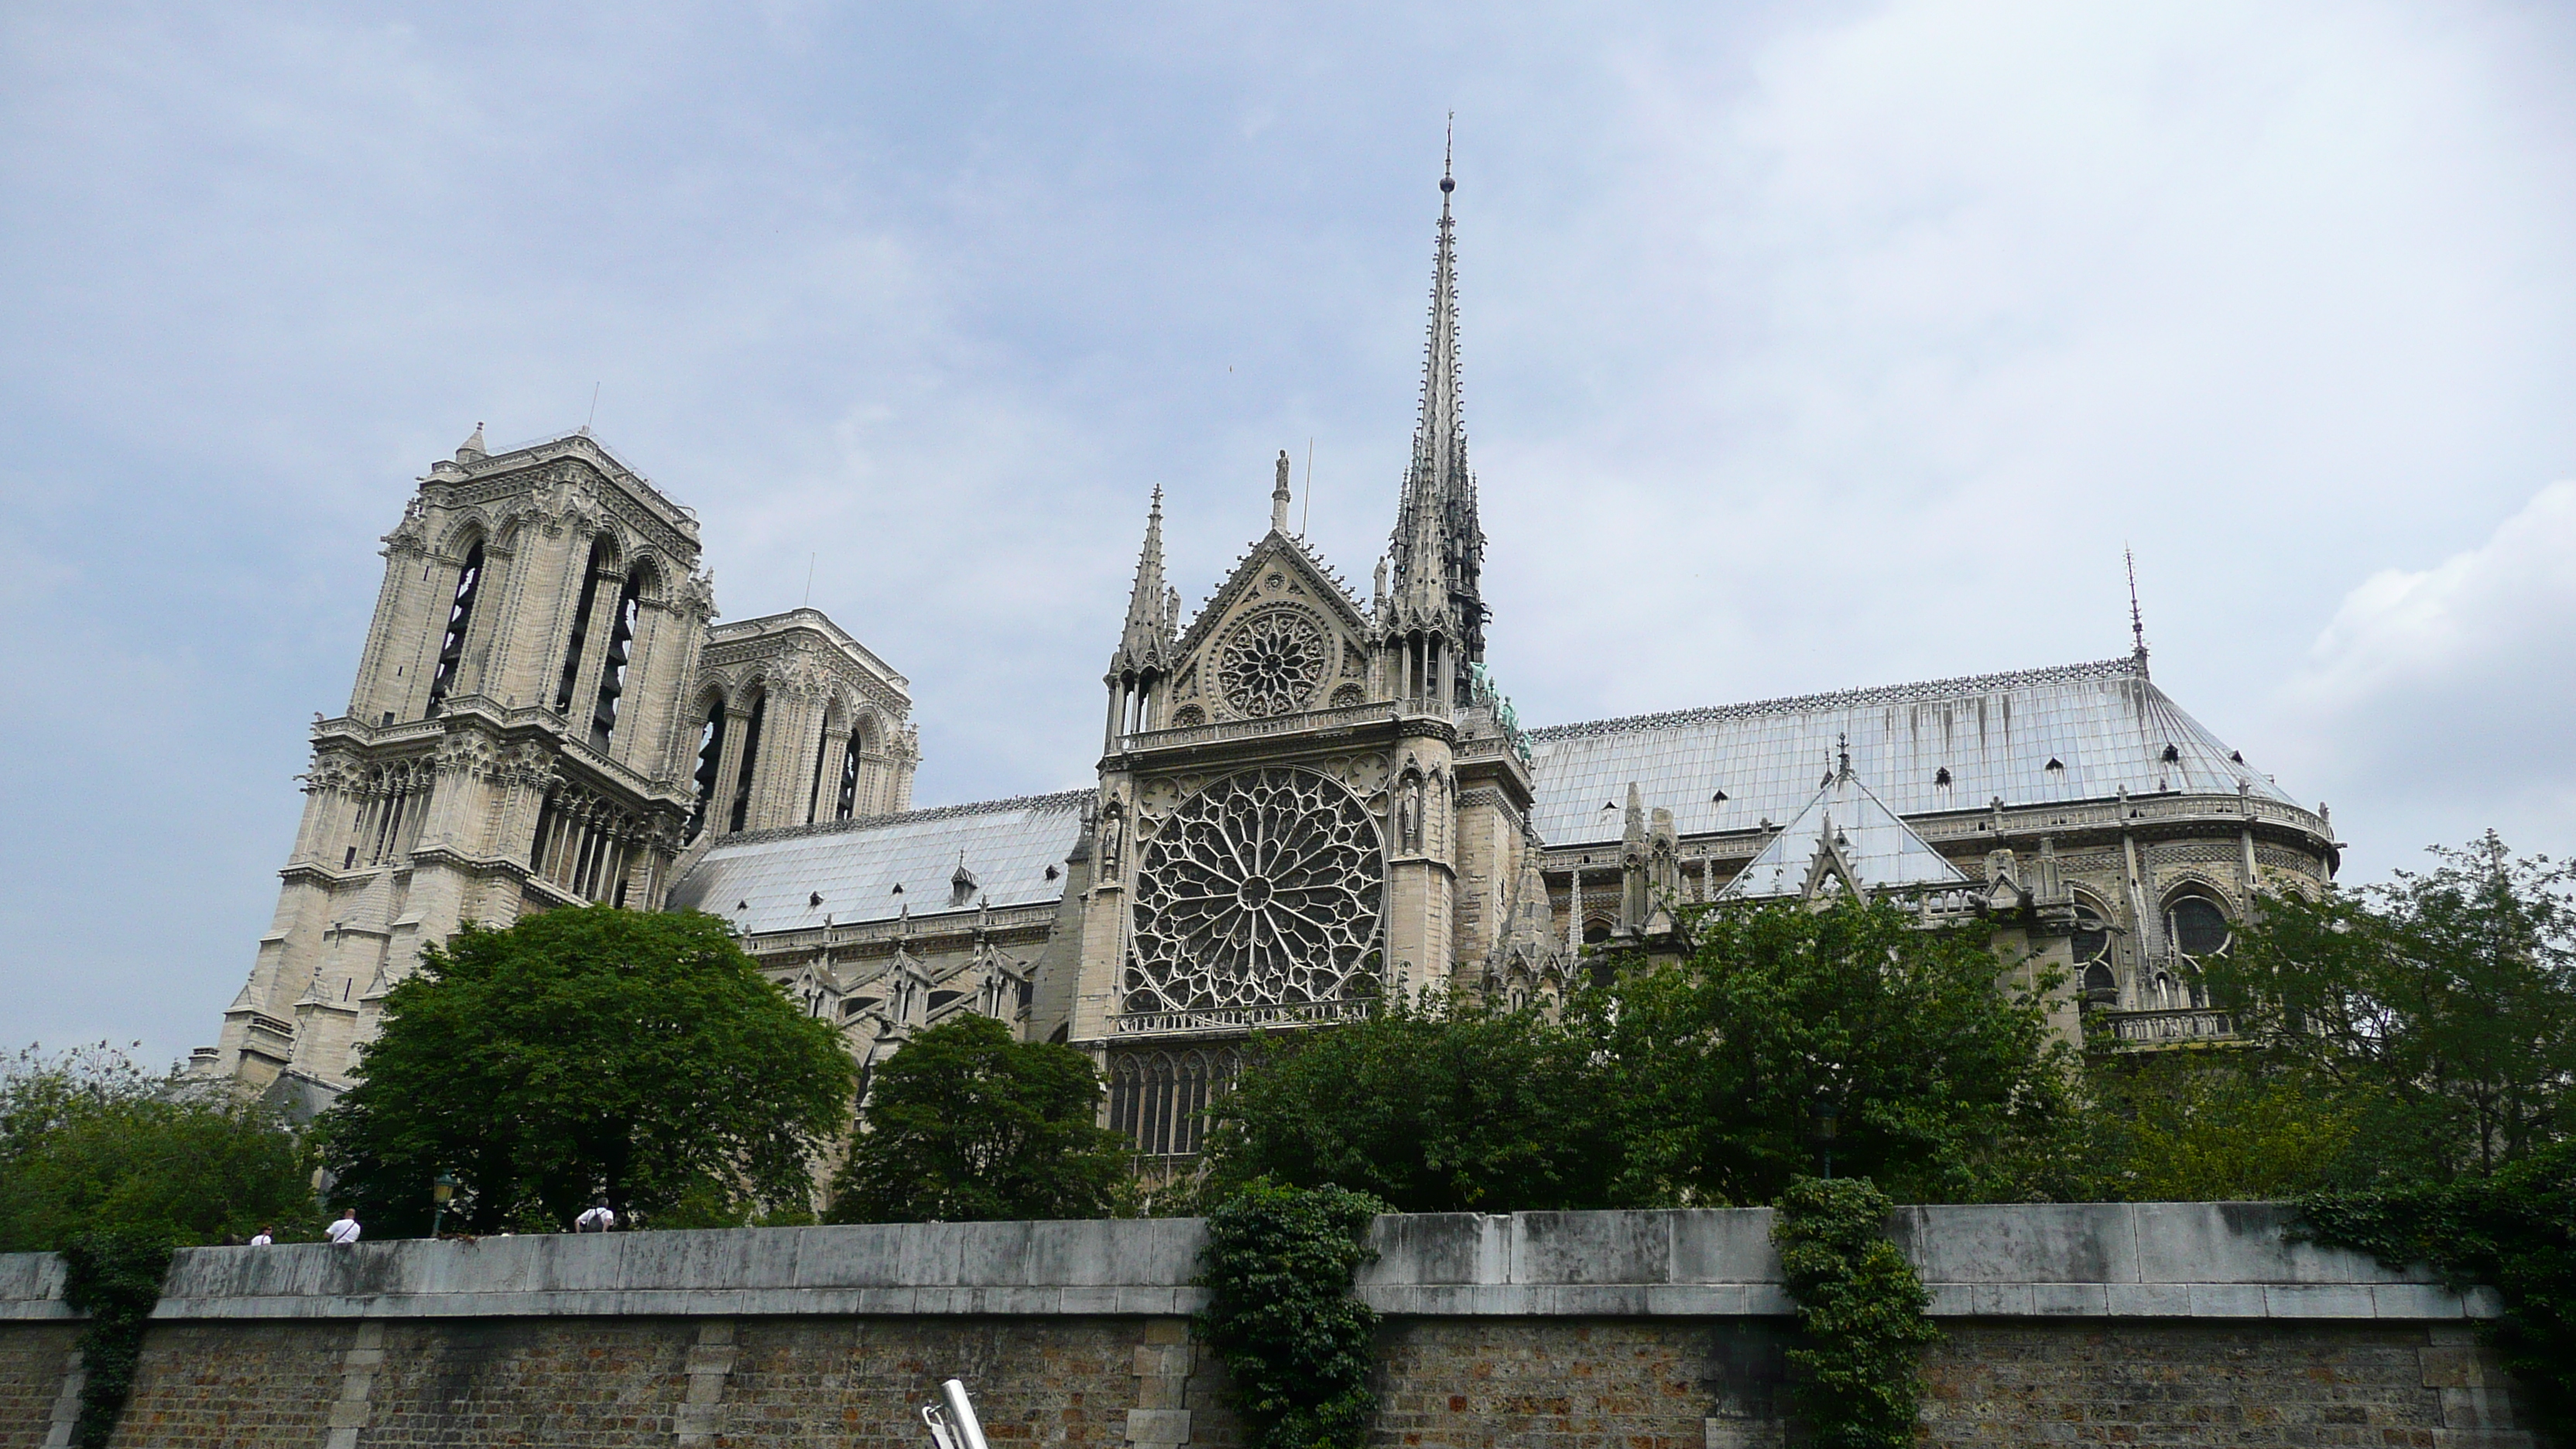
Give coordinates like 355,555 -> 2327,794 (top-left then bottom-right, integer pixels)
8,1 -> 2575,1068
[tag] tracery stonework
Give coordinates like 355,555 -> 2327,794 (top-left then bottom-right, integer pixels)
1216,606 -> 1328,718
1125,768 -> 1384,1016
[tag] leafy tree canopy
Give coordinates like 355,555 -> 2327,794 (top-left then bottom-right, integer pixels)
1204,996 -> 1625,1213
827,1013 -> 1133,1223
1208,898 -> 2079,1211
0,1043 -> 310,1252
2202,831 -> 2576,1183
314,907 -> 855,1235
2075,1056 -> 2361,1203
1584,898 -> 2078,1206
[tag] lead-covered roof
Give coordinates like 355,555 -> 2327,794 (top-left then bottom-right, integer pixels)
673,657 -> 2294,929
1526,656 -> 2290,848
669,791 -> 1088,937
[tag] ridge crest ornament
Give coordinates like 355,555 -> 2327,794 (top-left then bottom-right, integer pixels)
1126,767 -> 1383,1016
1216,605 -> 1327,718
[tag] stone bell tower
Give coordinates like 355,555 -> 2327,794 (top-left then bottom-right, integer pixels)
202,427 -> 714,1096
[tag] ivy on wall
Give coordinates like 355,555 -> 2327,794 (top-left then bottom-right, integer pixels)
1194,1181 -> 1386,1449
59,1228 -> 177,1449
2297,1141 -> 2576,1439
1770,1177 -> 1942,1449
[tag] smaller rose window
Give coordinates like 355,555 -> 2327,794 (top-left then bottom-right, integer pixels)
1218,608 -> 1328,718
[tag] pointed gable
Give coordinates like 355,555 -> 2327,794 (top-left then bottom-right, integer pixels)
1717,759 -> 1968,903
1166,529 -> 1375,724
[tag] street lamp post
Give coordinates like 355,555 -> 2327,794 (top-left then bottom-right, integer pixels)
1811,1098 -> 1838,1181
430,1171 -> 457,1238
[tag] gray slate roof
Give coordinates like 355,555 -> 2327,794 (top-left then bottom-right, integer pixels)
1526,655 -> 2290,849
669,791 -> 1088,937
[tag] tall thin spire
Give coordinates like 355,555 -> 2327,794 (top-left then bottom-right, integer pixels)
2125,546 -> 2150,675
1387,130 -> 1487,663
1115,486 -> 1172,674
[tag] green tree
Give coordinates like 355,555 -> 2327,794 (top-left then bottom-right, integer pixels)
2206,833 -> 2576,1182
1584,898 -> 2080,1206
827,1013 -> 1132,1223
1206,899 -> 2074,1212
0,1043 -> 310,1252
1204,996 -> 1624,1213
314,907 -> 856,1235
2074,1055 -> 2360,1202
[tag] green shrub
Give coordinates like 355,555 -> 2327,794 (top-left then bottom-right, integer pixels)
59,1227 -> 176,1449
1771,1177 -> 1941,1449
1194,1181 -> 1384,1449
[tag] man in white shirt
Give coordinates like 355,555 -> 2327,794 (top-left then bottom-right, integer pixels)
325,1209 -> 361,1245
573,1198 -> 615,1233
248,1227 -> 274,1246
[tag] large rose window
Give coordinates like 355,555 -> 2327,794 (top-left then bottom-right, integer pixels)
1126,768 -> 1382,1016
1217,607 -> 1328,718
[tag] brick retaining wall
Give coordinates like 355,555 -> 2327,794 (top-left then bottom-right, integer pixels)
0,1208 -> 2550,1448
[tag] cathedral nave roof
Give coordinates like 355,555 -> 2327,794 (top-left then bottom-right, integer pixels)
1524,654 -> 2292,848
670,790 -> 1088,937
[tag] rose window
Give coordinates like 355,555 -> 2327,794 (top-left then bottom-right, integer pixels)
1216,608 -> 1328,718
1126,768 -> 1383,1016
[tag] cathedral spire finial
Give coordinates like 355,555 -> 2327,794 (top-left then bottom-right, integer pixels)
1112,486 -> 1173,675
1272,449 -> 1293,534
2125,546 -> 2150,676
1389,133 -> 1486,670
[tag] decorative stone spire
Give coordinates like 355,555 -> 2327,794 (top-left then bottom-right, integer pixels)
1386,152 -> 1487,663
1113,487 -> 1173,675
456,422 -> 488,463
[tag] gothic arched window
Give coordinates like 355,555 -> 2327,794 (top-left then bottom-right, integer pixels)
553,536 -> 616,716
423,541 -> 484,717
587,567 -> 645,750
686,702 -> 724,841
805,714 -> 838,826
1108,1048 -> 1235,1158
726,691 -> 766,834
835,730 -> 862,820
2167,895 -> 2232,960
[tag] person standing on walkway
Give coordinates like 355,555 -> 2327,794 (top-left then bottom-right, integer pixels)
248,1226 -> 274,1246
326,1208 -> 361,1245
573,1197 -> 615,1233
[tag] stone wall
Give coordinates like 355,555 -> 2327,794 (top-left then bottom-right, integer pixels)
0,1321 -> 80,1449
0,1207 -> 2551,1448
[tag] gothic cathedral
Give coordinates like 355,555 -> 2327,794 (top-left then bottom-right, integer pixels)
200,169 -> 2341,1150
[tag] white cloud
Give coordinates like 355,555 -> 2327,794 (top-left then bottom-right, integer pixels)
2266,481 -> 2576,875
